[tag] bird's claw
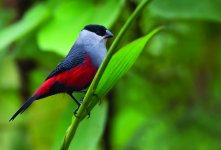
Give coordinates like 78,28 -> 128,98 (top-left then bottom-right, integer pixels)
73,93 -> 99,118
74,106 -> 80,116
73,98 -> 82,117
73,99 -> 91,118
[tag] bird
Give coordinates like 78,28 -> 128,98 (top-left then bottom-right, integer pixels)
9,24 -> 113,121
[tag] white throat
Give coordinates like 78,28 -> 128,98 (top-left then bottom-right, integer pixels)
75,30 -> 107,67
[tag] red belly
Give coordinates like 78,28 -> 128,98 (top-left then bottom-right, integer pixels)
56,56 -> 98,90
34,55 -> 98,97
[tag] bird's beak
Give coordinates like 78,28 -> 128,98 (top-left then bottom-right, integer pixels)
104,30 -> 113,39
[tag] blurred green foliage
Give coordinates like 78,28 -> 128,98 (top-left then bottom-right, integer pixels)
0,0 -> 221,150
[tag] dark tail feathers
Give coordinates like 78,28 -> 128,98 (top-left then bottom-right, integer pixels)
9,96 -> 36,121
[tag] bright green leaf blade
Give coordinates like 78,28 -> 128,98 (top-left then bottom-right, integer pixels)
0,3 -> 50,50
149,0 -> 221,22
96,27 -> 162,96
37,0 -> 123,56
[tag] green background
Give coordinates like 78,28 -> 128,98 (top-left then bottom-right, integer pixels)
0,0 -> 221,149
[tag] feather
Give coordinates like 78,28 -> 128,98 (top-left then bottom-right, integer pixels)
46,45 -> 86,80
9,96 -> 37,121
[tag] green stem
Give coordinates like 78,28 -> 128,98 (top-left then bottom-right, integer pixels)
61,0 -> 152,149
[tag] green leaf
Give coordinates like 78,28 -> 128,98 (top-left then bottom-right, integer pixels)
149,0 -> 221,22
96,28 -> 162,96
0,3 -> 50,50
37,0 -> 123,56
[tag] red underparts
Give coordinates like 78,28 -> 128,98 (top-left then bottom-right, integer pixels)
34,55 -> 98,97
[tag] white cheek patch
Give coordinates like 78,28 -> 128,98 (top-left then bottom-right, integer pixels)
79,30 -> 103,43
76,30 -> 107,67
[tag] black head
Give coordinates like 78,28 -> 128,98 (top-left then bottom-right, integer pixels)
84,24 -> 108,37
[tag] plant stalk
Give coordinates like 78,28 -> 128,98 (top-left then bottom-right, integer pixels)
61,0 -> 152,149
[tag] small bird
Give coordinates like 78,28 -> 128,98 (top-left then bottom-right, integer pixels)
10,24 -> 113,121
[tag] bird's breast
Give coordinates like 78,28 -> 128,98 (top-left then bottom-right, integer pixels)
55,54 -> 98,90
85,44 -> 107,67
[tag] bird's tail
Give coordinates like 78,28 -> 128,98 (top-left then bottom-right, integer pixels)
9,96 -> 37,121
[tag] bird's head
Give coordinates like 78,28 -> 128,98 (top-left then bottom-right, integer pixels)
77,24 -> 113,46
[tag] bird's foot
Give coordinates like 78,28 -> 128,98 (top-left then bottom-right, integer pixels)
74,107 -> 91,118
73,106 -> 80,117
73,99 -> 90,118
74,107 -> 79,117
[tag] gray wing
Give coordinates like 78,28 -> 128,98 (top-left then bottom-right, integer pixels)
45,46 -> 86,80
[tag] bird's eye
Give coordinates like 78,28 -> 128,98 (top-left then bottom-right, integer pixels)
96,30 -> 101,35
95,29 -> 105,36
